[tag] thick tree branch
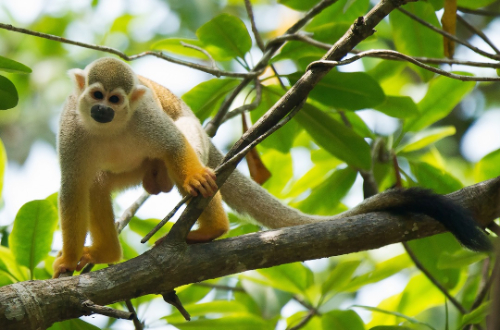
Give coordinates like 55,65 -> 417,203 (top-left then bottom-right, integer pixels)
0,177 -> 499,329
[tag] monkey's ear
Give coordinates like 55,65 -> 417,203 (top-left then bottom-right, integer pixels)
130,85 -> 148,103
68,69 -> 86,92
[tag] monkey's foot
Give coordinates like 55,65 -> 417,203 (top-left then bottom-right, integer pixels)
186,228 -> 226,244
183,167 -> 218,198
76,246 -> 122,271
52,254 -> 79,278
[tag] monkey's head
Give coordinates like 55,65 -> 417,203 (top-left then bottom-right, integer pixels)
69,58 -> 147,133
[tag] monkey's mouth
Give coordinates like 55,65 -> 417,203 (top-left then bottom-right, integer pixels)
91,104 -> 115,123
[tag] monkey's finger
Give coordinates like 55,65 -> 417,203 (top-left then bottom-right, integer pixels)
193,181 -> 210,198
185,185 -> 198,197
200,178 -> 217,196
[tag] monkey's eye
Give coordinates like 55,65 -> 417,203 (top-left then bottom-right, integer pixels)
109,95 -> 120,104
93,91 -> 104,100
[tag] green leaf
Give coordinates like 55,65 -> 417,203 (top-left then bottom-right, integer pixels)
0,246 -> 28,282
295,104 -> 371,170
182,78 -> 239,122
354,305 -> 437,330
344,254 -> 411,292
460,301 -> 490,327
251,85 -> 300,153
261,150 -> 293,198
308,22 -> 351,43
389,2 -> 443,81
272,41 -> 324,63
0,139 -> 6,199
196,13 -> 252,60
165,301 -> 248,323
0,56 -> 31,74
9,200 -> 58,277
47,318 -> 100,330
278,0 -> 321,11
406,234 -> 462,289
171,313 -> 275,330
288,71 -> 385,110
437,250 -> 488,269
374,96 -> 418,119
321,260 -> 361,295
397,126 -> 456,153
409,161 -> 463,194
0,75 -> 19,110
474,148 -> 500,182
254,262 -> 314,294
404,75 -> 475,132
175,283 -> 212,305
152,38 -> 209,59
240,279 -> 293,318
307,0 -> 370,27
322,310 -> 365,330
294,167 -> 357,215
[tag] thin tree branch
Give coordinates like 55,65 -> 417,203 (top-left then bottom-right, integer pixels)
458,7 -> 500,16
308,50 -> 500,81
116,192 -> 150,233
403,242 -> 467,314
222,80 -> 262,122
456,15 -> 500,54
82,300 -> 134,320
0,23 -> 255,78
180,41 -> 218,70
397,8 -> 500,61
274,32 -> 500,69
125,300 -> 144,330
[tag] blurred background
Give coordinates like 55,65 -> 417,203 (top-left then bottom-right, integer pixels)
1,0 -> 500,329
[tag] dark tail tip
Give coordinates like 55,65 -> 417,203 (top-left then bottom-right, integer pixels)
388,188 -> 492,252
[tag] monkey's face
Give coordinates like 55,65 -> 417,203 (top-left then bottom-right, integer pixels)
78,83 -> 132,133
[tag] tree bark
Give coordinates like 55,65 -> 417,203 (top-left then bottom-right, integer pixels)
0,177 -> 499,330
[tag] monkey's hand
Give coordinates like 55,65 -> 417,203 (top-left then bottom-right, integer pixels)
183,167 -> 218,198
52,253 -> 79,278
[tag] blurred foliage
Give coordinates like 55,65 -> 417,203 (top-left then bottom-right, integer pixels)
0,0 -> 500,329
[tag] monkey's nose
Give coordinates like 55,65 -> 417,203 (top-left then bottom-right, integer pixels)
91,104 -> 115,123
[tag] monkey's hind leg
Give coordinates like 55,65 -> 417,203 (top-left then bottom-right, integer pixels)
186,192 -> 229,243
78,182 -> 122,270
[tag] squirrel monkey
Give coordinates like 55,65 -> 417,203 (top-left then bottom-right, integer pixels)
53,58 -> 491,277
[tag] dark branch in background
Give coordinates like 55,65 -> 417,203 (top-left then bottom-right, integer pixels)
0,23 -> 255,78
458,6 -> 500,16
397,8 -> 500,61
125,300 -> 144,330
308,50 -> 500,81
456,15 -> 500,54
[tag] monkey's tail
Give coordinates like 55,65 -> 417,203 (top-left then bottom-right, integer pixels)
208,144 -> 492,252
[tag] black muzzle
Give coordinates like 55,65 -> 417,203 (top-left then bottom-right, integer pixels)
91,104 -> 115,123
